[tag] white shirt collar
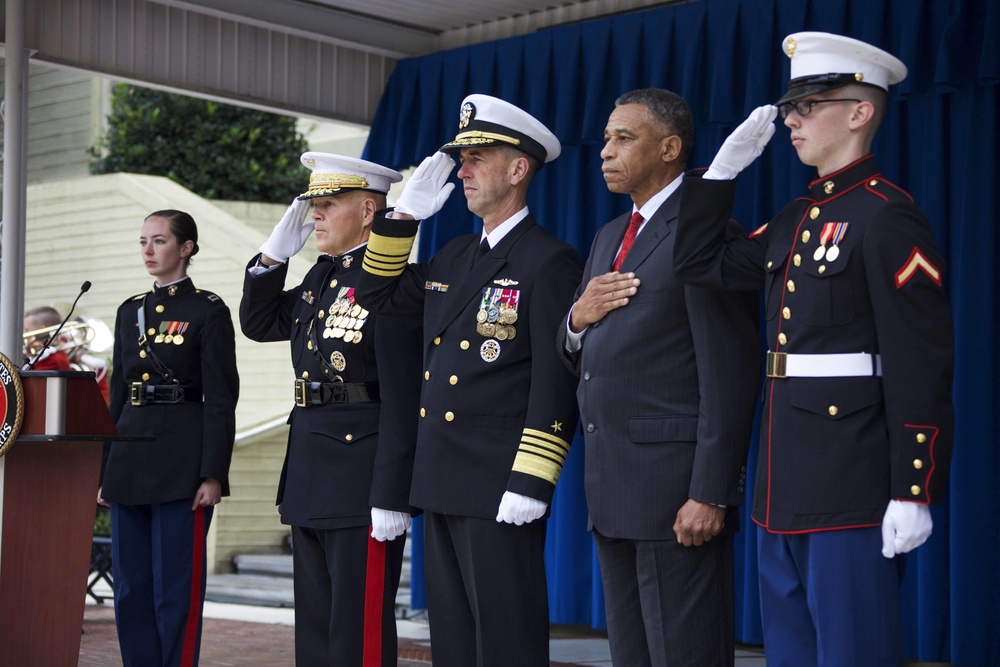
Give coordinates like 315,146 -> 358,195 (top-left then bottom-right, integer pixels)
634,173 -> 683,221
479,207 -> 529,249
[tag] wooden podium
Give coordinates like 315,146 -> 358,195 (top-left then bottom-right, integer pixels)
0,370 -> 121,666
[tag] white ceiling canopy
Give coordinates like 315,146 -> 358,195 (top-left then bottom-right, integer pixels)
6,0 -> 670,123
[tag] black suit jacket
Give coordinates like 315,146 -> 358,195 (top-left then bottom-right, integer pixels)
558,186 -> 761,540
356,212 -> 582,519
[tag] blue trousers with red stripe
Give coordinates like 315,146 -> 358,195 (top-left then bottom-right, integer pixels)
756,525 -> 905,667
111,499 -> 213,667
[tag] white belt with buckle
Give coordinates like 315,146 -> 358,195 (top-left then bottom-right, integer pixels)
766,351 -> 882,378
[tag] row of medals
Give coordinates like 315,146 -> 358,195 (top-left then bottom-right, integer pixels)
154,332 -> 184,345
321,301 -> 369,344
475,305 -> 518,341
814,243 -> 841,262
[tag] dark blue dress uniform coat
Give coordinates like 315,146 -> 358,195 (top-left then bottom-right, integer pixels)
355,212 -> 582,518
675,155 -> 954,533
239,247 -> 422,527
103,277 -> 239,504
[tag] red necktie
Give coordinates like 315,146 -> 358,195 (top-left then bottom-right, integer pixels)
612,212 -> 643,271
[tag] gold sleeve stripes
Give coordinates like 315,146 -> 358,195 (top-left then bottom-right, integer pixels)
363,231 -> 416,277
511,428 -> 571,485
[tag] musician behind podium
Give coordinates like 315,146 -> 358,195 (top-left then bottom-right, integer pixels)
239,152 -> 422,666
99,209 -> 239,667
23,306 -> 73,371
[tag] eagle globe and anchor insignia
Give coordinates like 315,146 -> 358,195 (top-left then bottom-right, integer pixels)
0,352 -> 25,457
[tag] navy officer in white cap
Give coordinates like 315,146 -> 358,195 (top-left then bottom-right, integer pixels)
673,32 -> 954,666
355,94 -> 582,667
240,152 -> 423,666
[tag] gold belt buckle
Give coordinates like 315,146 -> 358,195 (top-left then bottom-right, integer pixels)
766,351 -> 787,379
294,378 -> 308,407
130,382 -> 144,406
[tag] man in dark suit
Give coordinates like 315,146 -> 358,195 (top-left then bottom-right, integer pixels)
674,33 -> 953,666
240,153 -> 422,666
557,88 -> 761,667
355,94 -> 582,667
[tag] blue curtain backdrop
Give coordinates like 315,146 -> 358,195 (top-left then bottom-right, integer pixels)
362,0 -> 999,663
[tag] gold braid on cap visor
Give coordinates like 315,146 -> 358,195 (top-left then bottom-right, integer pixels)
302,172 -> 369,196
450,130 -> 522,146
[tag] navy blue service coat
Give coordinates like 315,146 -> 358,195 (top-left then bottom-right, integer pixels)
356,213 -> 582,519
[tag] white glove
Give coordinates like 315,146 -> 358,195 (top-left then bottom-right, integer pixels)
259,199 -> 314,263
496,491 -> 548,526
881,500 -> 933,558
371,508 -> 411,542
394,152 -> 456,220
703,105 -> 778,180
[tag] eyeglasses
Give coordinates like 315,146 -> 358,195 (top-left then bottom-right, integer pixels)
777,99 -> 861,119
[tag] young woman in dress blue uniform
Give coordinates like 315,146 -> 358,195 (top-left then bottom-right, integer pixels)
99,210 -> 239,667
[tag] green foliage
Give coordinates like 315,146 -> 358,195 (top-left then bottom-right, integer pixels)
90,84 -> 309,203
94,505 -> 111,536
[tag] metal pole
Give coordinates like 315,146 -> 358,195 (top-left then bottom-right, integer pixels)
0,0 -> 29,579
1,0 -> 28,361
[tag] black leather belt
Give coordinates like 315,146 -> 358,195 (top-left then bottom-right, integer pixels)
294,379 -> 380,407
130,382 -> 201,406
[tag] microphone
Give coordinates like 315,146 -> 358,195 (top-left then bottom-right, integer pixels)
23,281 -> 92,370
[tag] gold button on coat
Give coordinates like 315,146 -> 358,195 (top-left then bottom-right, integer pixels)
345,434 -> 353,442
793,254 -> 802,267
910,485 -> 921,496
801,230 -> 812,243
828,405 -> 838,416
141,373 -> 150,381
420,408 -> 426,417
782,307 -> 791,320
818,265 -> 826,274
139,350 -> 147,358
767,261 -> 773,269
302,371 -> 309,379
433,337 -> 441,345
148,328 -> 156,336
445,411 -> 455,422
787,280 -> 796,292
449,375 -> 458,385
155,305 -> 164,313
778,333 -> 787,345
424,371 -> 430,380
913,459 -> 924,470
460,340 -> 470,350
809,207 -> 820,220
916,433 -> 927,443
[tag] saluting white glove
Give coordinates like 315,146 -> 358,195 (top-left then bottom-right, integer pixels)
881,500 -> 933,558
259,198 -> 314,263
704,105 -> 778,180
393,152 -> 456,220
496,491 -> 548,526
371,508 -> 411,542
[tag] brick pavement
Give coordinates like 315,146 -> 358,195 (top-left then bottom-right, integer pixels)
80,604 -> 437,666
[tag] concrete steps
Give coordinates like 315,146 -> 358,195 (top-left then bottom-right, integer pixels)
206,533 -> 416,618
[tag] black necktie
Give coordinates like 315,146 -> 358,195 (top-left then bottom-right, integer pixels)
474,238 -> 491,265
